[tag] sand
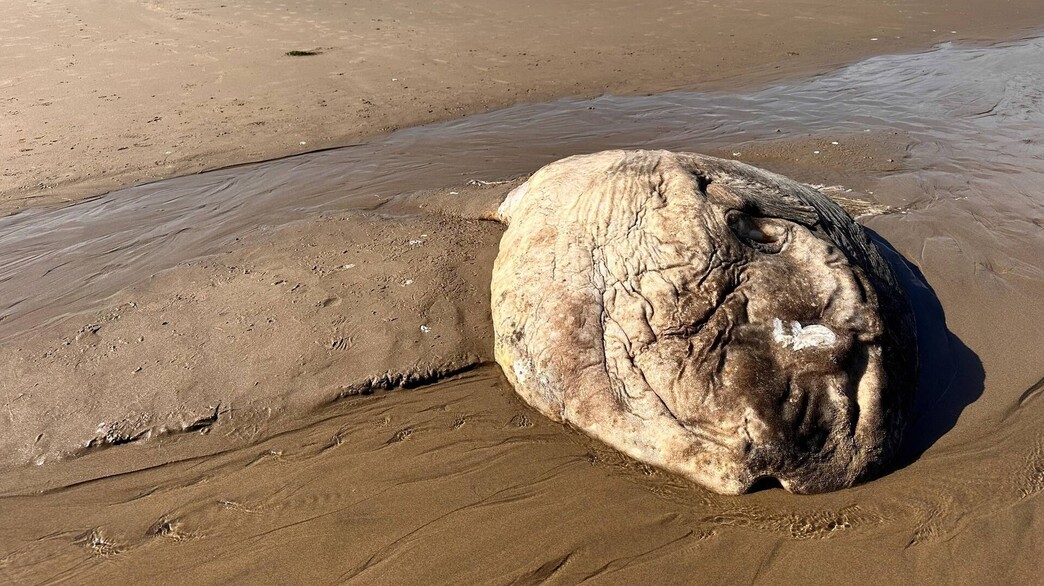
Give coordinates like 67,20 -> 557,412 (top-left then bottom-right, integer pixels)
5,0 -> 1044,215
3,0 -> 1044,584
0,203 -> 505,468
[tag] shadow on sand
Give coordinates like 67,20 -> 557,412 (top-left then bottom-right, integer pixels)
868,229 -> 985,468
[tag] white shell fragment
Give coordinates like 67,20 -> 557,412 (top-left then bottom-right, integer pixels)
772,318 -> 838,350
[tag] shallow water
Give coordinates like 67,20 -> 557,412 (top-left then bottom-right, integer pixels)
2,36 -> 1044,583
2,37 -> 1042,341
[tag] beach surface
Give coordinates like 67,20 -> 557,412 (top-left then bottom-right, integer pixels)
3,1 -> 1044,584
5,0 -> 1044,214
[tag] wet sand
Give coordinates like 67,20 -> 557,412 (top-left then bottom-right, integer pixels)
6,0 -> 1044,214
3,4 -> 1044,586
5,365 -> 1043,584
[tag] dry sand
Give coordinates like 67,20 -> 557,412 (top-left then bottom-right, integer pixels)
5,0 -> 1044,214
3,0 -> 1044,584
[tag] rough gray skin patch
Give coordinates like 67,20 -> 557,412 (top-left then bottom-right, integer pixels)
491,150 -> 916,494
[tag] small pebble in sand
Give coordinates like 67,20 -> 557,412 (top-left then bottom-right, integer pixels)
813,150 -> 821,154
831,141 -> 839,145
402,279 -> 414,286
342,264 -> 355,269
299,141 -> 307,145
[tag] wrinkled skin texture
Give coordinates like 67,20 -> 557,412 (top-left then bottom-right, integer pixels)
491,150 -> 916,494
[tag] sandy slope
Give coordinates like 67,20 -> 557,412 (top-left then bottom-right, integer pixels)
5,0 -> 1044,214
0,200 -> 506,467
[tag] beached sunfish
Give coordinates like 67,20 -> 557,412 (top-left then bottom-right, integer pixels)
491,150 -> 916,494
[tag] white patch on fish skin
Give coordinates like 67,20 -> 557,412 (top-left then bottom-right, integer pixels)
496,182 -> 530,223
772,318 -> 837,350
512,359 -> 532,384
